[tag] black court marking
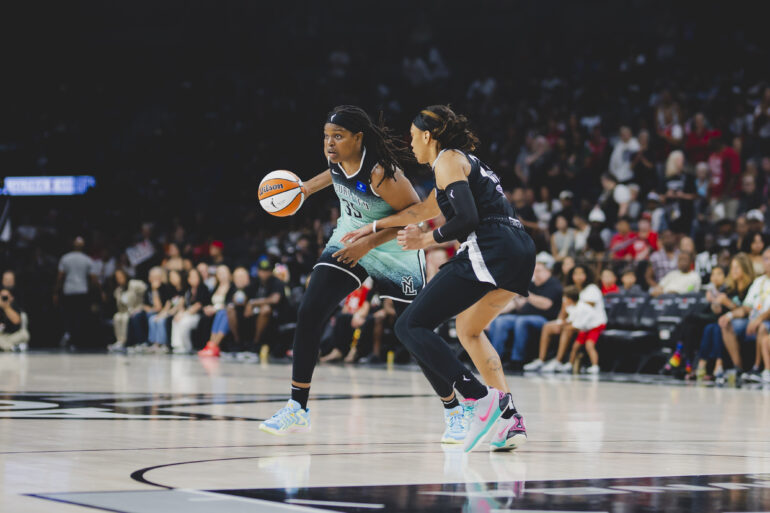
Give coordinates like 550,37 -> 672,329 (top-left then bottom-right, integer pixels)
30,473 -> 770,512
128,450 -> 770,491
0,392 -> 431,420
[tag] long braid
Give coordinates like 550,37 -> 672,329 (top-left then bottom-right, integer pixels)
327,105 -> 414,186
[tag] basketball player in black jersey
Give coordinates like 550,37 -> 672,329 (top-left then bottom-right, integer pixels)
342,105 -> 535,452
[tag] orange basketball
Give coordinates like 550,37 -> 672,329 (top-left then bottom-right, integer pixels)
258,170 -> 305,217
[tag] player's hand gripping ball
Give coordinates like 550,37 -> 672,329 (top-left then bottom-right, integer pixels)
258,170 -> 306,217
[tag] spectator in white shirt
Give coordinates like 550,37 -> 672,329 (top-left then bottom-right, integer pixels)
609,126 -> 640,183
650,251 -> 701,296
722,248 -> 770,379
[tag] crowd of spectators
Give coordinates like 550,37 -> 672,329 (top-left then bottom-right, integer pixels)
1,3 -> 770,384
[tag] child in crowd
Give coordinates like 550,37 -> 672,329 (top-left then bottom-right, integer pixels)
620,268 -> 644,294
565,283 -> 607,374
600,268 -> 619,295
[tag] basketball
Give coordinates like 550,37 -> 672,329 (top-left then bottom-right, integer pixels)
258,170 -> 305,217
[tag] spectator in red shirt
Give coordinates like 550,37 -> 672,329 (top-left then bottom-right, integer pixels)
609,217 -> 637,260
708,135 -> 741,199
632,215 -> 659,262
685,113 -> 718,164
600,268 -> 619,295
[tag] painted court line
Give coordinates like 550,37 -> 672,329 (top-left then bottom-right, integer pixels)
286,498 -> 386,509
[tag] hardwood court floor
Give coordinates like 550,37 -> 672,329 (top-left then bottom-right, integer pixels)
2,353 -> 770,512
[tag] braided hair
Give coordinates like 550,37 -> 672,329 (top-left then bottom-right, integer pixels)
325,105 -> 413,186
412,105 -> 480,153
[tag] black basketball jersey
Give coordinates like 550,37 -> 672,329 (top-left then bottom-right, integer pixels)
434,149 -> 517,240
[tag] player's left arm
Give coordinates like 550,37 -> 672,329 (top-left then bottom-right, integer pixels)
399,151 -> 476,250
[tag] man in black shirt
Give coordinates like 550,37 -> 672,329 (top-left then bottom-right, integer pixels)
487,252 -> 563,371
247,257 -> 287,357
0,287 -> 28,351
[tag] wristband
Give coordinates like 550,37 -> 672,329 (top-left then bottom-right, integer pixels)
372,220 -> 377,233
726,312 -> 734,320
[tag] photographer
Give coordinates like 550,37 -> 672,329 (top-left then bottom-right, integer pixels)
0,288 -> 29,351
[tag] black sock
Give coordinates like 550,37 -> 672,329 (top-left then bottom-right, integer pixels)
500,393 -> 517,419
442,395 -> 460,410
452,372 -> 487,400
291,385 -> 310,410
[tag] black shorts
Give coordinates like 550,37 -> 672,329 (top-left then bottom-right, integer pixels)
441,216 -> 536,296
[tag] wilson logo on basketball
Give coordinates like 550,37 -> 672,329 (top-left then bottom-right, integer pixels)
260,183 -> 284,194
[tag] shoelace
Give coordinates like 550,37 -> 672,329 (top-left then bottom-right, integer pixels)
462,401 -> 475,427
447,411 -> 464,433
269,406 -> 297,428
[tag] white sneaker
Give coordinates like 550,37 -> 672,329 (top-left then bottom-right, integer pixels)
762,369 -> 770,384
557,361 -> 573,373
586,364 -> 600,374
523,359 -> 544,372
541,359 -> 560,373
463,387 -> 506,453
441,405 -> 466,444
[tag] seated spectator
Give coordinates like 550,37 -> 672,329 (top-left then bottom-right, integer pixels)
742,231 -> 768,277
162,243 -> 191,273
650,251 -> 701,296
696,254 -> 754,383
631,215 -> 659,262
645,191 -> 667,233
632,129 -> 656,196
565,282 -> 607,374
247,257 -> 287,359
550,214 -> 576,261
363,297 -> 397,364
598,173 -> 631,226
108,270 -> 146,351
222,267 -> 255,352
488,252 -> 563,372
718,248 -> 770,380
526,264 -> 598,372
198,266 -> 236,357
147,269 -> 185,351
2,271 -> 17,301
572,214 -> 591,255
600,268 -> 619,294
663,150 -> 697,235
609,217 -> 636,260
737,174 -> 764,215
171,268 -> 211,353
609,125 -> 640,184
0,287 -> 28,351
619,268 -> 643,294
646,230 -> 679,288
197,262 -> 217,292
123,266 -> 168,350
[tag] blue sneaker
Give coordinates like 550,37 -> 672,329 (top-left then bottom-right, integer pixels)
259,400 -> 311,436
463,387 -> 506,453
441,405 -> 466,444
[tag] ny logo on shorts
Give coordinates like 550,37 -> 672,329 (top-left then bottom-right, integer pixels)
401,276 -> 417,296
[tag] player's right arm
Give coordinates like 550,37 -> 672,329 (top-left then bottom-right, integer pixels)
302,169 -> 333,197
340,191 -> 441,244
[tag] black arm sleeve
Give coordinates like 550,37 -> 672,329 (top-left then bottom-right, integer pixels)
432,180 -> 479,243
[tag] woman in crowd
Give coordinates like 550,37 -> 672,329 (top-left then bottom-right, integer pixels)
550,214 -> 576,261
742,231 -> 767,277
147,269 -> 186,351
171,268 -> 211,353
198,265 -> 236,357
697,254 -> 754,382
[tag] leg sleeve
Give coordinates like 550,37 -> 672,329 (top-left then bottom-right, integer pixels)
394,266 -> 493,398
292,264 -> 360,383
